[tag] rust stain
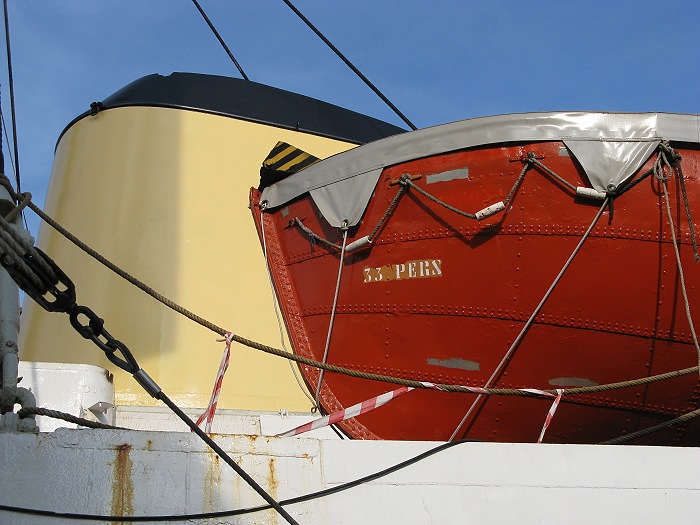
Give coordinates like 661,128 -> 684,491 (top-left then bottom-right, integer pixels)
110,443 -> 134,524
203,452 -> 221,512
268,458 -> 279,525
268,457 -> 278,495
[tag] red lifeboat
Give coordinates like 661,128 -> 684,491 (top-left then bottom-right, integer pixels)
251,112 -> 700,445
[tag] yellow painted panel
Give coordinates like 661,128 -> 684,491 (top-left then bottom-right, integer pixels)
19,106 -> 354,411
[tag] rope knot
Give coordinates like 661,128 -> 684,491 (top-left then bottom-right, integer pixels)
398,173 -> 412,186
659,141 -> 682,164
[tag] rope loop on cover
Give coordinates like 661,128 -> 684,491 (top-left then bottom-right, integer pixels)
651,142 -> 700,373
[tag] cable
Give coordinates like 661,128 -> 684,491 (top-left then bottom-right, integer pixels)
0,439 -> 470,521
190,0 -> 249,80
281,0 -> 416,130
2,0 -> 25,230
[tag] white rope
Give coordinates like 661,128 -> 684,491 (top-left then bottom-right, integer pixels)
314,222 -> 349,409
448,197 -> 610,441
260,210 -> 316,407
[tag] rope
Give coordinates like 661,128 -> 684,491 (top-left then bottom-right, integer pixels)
1,177 -> 697,404
0,195 -> 57,283
529,156 -> 578,193
294,217 -> 342,251
654,147 -> 700,372
504,160 -> 531,205
190,0 -> 249,81
2,0 -> 21,198
368,182 -> 407,241
599,407 -> 700,445
281,0 -> 416,131
401,177 -> 477,219
17,406 -> 125,430
292,182 -> 407,252
399,159 -> 532,221
314,224 -> 349,409
660,142 -> 700,261
448,196 -> 610,441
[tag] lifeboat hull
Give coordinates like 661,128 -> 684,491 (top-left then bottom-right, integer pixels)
251,113 -> 700,445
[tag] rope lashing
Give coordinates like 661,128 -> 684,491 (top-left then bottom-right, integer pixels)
292,182 -> 408,254
653,143 -> 700,373
195,331 -> 234,433
0,186 -> 57,290
399,174 -> 476,219
294,217 -> 342,251
658,141 -> 700,262
527,155 -> 578,193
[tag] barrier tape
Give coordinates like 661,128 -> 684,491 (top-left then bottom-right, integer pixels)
195,331 -> 233,433
278,382 -> 567,441
277,386 -> 413,437
537,389 -> 564,443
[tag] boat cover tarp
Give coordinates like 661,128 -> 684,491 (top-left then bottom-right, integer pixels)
260,112 -> 700,227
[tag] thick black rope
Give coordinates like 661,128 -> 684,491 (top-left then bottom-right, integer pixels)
190,0 -> 249,80
659,141 -> 700,262
2,0 -> 20,198
281,0 -> 416,131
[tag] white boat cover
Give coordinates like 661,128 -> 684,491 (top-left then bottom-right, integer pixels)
260,112 -> 700,227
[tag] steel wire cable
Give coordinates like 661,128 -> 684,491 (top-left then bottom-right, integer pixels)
281,0 -> 416,130
190,0 -> 249,80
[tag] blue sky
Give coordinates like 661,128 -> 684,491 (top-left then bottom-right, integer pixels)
1,0 -> 699,237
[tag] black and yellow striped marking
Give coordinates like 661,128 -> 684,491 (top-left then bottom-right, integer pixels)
263,142 -> 320,174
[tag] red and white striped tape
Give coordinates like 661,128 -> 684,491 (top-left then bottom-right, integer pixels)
277,386 -> 413,437
537,388 -> 564,443
195,332 -> 233,433
278,381 -> 566,441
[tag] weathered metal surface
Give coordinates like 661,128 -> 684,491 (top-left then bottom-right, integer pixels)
1,428 -> 700,524
251,139 -> 700,444
16,362 -> 115,431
